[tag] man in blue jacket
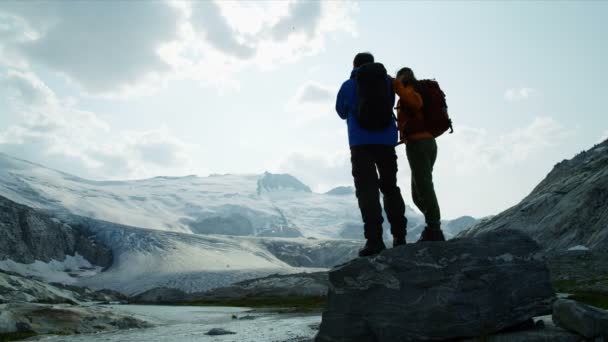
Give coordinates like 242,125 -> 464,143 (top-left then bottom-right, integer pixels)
336,52 -> 407,256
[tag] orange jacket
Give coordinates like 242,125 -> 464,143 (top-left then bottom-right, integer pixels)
392,79 -> 433,143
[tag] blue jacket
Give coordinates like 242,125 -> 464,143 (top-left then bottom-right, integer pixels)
336,68 -> 397,147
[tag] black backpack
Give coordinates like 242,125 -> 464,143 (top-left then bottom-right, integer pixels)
355,63 -> 394,130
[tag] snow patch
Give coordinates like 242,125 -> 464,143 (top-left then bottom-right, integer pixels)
0,254 -> 102,284
567,245 -> 589,251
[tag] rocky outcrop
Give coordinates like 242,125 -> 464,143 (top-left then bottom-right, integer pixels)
260,240 -> 360,268
0,270 -> 78,304
132,272 -> 328,303
0,195 -> 112,268
553,299 -> 608,339
315,229 -> 555,341
0,270 -> 126,304
460,140 -> 608,251
0,302 -> 150,335
130,287 -> 189,303
198,272 -> 328,299
257,172 -> 312,194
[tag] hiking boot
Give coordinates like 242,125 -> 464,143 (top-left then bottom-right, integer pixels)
417,227 -> 446,242
358,239 -> 386,257
392,236 -> 406,247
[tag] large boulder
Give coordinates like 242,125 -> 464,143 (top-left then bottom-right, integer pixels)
552,299 -> 608,339
315,229 -> 555,341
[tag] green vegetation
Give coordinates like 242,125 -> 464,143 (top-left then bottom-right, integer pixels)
0,332 -> 38,342
568,292 -> 608,310
178,296 -> 327,312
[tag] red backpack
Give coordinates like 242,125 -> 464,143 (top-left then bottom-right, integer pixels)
415,79 -> 454,138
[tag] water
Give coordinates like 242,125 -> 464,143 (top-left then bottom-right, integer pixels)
33,305 -> 320,342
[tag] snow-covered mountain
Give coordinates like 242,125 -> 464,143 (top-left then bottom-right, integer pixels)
0,152 -> 474,241
0,153 -> 477,295
0,193 -> 360,295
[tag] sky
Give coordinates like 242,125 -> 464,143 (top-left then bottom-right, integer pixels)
0,1 -> 607,220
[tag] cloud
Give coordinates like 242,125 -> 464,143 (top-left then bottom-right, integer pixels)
173,1 -> 358,89
0,1 -> 357,96
444,116 -> 568,173
291,82 -> 334,105
0,69 -> 196,179
285,81 -> 335,125
189,1 -> 255,59
279,116 -> 569,193
0,1 -> 182,95
2,69 -> 55,106
504,87 -> 537,101
270,1 -> 322,41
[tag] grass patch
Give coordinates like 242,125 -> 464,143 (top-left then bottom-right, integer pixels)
567,291 -> 608,310
0,332 -> 38,342
176,296 -> 327,312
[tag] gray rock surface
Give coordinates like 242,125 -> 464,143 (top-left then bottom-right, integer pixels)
197,271 -> 328,299
0,270 -> 78,304
0,302 -> 151,334
206,328 -> 237,335
460,140 -> 608,251
0,195 -> 112,267
460,316 -> 581,342
553,299 -> 608,338
132,272 -> 328,303
260,239 -> 360,268
0,270 -> 126,304
316,229 -> 555,342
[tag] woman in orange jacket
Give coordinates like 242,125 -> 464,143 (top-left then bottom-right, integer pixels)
392,67 -> 446,242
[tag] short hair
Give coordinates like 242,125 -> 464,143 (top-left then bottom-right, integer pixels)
353,52 -> 374,68
396,67 -> 417,84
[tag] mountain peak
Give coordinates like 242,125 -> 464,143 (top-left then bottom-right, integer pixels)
256,172 -> 311,194
325,186 -> 355,196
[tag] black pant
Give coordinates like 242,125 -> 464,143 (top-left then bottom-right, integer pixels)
350,145 -> 407,240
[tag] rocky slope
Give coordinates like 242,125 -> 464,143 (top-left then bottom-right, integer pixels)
0,270 -> 125,304
133,272 -> 328,303
0,195 -> 112,268
460,139 -> 608,251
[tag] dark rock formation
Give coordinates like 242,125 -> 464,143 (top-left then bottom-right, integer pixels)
0,302 -> 151,335
257,172 -> 312,194
325,186 -> 355,196
132,272 -> 328,303
460,140 -> 608,251
0,195 -> 112,268
130,286 -> 189,303
0,270 -> 127,304
187,214 -> 255,236
199,271 -> 328,299
553,299 -> 608,339
315,229 -> 555,341
260,239 -> 360,268
206,328 -> 236,335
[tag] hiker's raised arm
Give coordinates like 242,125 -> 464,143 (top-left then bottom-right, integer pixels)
335,82 -> 348,120
392,78 -> 422,111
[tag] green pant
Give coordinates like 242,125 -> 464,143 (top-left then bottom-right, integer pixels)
406,138 -> 441,229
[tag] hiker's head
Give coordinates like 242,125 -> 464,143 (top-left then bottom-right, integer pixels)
396,67 -> 417,85
353,52 -> 374,68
